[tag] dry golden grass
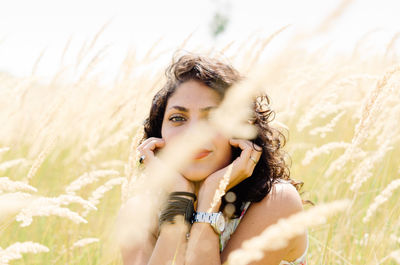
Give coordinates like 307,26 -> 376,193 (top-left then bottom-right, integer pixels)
1,22 -> 400,265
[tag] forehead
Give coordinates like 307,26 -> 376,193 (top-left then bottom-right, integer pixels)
166,80 -> 221,109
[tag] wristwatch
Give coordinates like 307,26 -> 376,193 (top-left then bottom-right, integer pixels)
192,211 -> 225,235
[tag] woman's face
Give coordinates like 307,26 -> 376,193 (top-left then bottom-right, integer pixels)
161,80 -> 232,181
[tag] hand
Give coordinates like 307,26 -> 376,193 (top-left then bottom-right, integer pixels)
209,138 -> 262,190
136,137 -> 166,166
197,138 -> 262,212
137,137 -> 195,193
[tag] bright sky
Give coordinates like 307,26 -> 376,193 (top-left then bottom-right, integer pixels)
1,0 -> 399,82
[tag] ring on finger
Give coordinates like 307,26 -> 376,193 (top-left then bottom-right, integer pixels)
138,155 -> 146,165
250,156 -> 258,164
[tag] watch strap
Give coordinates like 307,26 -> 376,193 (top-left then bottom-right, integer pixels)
193,212 -> 218,224
192,212 -> 225,235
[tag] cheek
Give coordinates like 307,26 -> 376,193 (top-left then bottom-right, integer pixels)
177,134 -> 232,181
161,122 -> 182,143
213,135 -> 232,164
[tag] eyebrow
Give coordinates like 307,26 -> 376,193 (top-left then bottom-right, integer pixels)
168,105 -> 217,112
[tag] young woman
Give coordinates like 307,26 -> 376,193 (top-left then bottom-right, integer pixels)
119,54 -> 308,265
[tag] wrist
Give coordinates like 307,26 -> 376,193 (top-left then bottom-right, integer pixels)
192,211 -> 225,235
197,199 -> 221,212
172,183 -> 195,193
197,181 -> 222,212
159,216 -> 191,240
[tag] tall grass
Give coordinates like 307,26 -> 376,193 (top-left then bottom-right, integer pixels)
1,25 -> 400,265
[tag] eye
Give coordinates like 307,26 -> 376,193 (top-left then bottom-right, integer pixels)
169,115 -> 186,122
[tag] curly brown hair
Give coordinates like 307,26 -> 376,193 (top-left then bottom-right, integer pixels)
142,53 -> 296,217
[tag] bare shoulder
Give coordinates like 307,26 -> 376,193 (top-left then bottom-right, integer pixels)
238,181 -> 304,233
220,181 -> 307,264
259,181 -> 304,216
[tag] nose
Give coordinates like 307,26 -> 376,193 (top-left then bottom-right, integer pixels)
187,116 -> 200,128
185,111 -> 210,129
167,112 -> 212,143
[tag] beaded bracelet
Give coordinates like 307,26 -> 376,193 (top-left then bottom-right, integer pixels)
159,191 -> 196,229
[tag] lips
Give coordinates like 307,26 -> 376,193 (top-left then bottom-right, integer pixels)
193,149 -> 212,160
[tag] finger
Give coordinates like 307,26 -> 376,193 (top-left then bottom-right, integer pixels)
249,142 -> 262,160
138,138 -> 165,152
246,145 -> 263,173
145,138 -> 165,152
141,140 -> 165,156
229,139 -> 253,167
230,139 -> 262,155
230,139 -> 262,171
250,144 -> 263,160
248,149 -> 262,167
229,138 -> 253,150
230,139 -> 256,154
239,152 -> 259,182
251,142 -> 263,153
137,138 -> 165,164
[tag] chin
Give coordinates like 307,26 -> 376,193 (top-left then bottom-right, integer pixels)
180,160 -> 230,182
181,169 -> 210,182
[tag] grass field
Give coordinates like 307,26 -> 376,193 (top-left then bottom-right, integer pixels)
1,29 -> 400,265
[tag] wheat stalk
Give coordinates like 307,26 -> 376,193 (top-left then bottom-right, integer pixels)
0,242 -> 49,265
0,192 -> 34,221
363,178 -> 400,223
226,200 -> 350,265
350,140 -> 393,191
0,177 -> 37,194
302,141 -> 351,166
208,164 -> 233,213
0,147 -> 10,154
380,249 -> 400,264
71,238 -> 99,250
25,135 -> 57,183
309,110 -> 346,138
15,194 -> 94,227
0,159 -> 26,172
324,65 -> 400,178
65,169 -> 119,195
391,235 -> 400,245
83,177 -> 126,216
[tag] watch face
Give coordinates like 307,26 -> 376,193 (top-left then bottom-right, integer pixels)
216,214 -> 225,232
